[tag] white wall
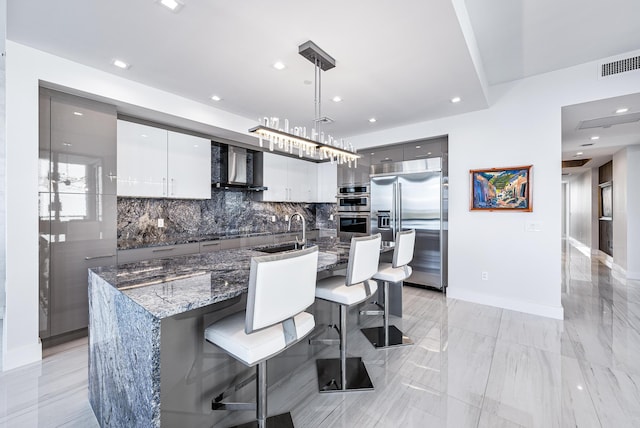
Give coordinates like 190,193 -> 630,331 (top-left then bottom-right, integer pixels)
613,149 -> 628,274
0,0 -> 7,321
568,170 -> 594,248
613,145 -> 640,280
349,50 -> 640,320
627,145 -> 640,279
2,41 -> 256,371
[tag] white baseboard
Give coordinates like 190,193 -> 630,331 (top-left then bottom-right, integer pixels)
446,288 -> 564,320
627,271 -> 640,280
2,340 -> 42,372
567,237 -> 592,258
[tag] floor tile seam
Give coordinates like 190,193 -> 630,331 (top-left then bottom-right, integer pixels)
569,354 -> 606,428
474,309 -> 503,428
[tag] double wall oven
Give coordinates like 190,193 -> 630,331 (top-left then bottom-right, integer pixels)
336,183 -> 370,236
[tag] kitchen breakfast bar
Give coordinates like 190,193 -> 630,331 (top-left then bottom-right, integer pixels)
88,237 -> 394,427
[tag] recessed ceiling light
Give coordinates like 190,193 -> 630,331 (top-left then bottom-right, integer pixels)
590,136 -> 600,140
416,145 -> 421,149
211,95 -> 222,102
73,111 -> 83,116
159,0 -> 182,11
576,152 -> 583,156
369,118 -> 377,123
62,142 -> 72,147
450,97 -> 461,103
332,96 -> 342,103
273,61 -> 286,70
112,59 -> 130,69
615,107 -> 629,114
141,134 -> 148,138
427,152 -> 432,155
370,153 -> 375,155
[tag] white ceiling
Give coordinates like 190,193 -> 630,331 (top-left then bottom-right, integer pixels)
562,93 -> 640,175
7,0 -> 640,145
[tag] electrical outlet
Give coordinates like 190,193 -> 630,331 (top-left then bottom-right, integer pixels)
271,215 -> 276,222
329,214 -> 334,221
157,218 -> 165,228
481,271 -> 489,281
285,215 -> 289,221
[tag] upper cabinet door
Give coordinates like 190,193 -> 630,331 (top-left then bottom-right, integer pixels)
117,121 -> 167,197
48,93 -> 117,195
167,131 -> 211,199
262,153 -> 289,201
287,157 -> 310,202
317,162 -> 337,203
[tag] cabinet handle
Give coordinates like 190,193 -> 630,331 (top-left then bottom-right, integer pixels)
171,178 -> 175,196
163,177 -> 167,196
152,247 -> 175,253
201,243 -> 220,247
85,254 -> 115,261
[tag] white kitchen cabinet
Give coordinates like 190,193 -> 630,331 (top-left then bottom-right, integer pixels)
117,121 -> 167,197
166,131 -> 211,199
117,120 -> 211,199
262,153 -> 317,202
316,162 -> 337,202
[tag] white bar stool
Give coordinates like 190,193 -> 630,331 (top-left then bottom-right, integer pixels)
361,229 -> 415,348
205,246 -> 319,428
314,234 -> 381,392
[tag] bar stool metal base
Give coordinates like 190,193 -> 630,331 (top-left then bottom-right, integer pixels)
360,325 -> 413,348
230,412 -> 294,428
316,357 -> 374,393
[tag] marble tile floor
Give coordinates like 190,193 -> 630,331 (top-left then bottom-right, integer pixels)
1,240 -> 639,427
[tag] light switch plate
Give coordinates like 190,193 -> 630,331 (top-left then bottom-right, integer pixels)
525,221 -> 542,232
158,218 -> 165,228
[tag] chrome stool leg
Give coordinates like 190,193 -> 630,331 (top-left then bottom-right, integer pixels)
217,361 -> 295,428
315,305 -> 374,393
360,281 -> 413,348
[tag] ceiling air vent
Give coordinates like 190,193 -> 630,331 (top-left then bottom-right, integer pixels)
562,159 -> 591,168
577,112 -> 640,129
601,55 -> 640,77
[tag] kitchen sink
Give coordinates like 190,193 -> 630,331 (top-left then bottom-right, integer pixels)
256,243 -> 302,253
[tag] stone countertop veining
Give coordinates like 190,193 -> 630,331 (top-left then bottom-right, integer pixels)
91,237 -> 379,319
116,229 -> 324,250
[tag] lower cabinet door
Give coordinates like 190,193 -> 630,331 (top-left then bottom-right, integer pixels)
50,239 -> 116,336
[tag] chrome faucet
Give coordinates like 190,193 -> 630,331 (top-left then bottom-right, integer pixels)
288,212 -> 306,248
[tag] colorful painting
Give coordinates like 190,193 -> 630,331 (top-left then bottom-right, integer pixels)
470,165 -> 532,211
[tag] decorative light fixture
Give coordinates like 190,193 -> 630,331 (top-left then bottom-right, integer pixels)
249,41 -> 359,167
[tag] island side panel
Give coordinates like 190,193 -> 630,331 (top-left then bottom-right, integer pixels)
89,270 -> 161,427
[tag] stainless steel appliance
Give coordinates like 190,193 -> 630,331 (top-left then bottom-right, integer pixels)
370,158 -> 448,290
338,184 -> 370,195
336,213 -> 371,236
337,182 -> 370,236
337,194 -> 370,212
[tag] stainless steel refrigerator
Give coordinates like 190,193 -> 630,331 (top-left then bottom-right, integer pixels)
370,158 -> 447,290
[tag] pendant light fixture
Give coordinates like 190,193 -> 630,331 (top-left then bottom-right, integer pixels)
249,40 -> 359,167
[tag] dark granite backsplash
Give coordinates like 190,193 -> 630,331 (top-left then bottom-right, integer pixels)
117,190 -> 336,247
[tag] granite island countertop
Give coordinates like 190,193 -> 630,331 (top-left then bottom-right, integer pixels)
92,237 -> 387,319
117,229 -> 326,250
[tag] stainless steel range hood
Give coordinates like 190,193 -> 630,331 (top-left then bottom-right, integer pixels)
212,143 -> 268,191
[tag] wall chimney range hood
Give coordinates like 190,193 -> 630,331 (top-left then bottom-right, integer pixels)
212,143 -> 268,191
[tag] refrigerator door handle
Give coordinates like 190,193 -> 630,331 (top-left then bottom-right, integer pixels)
398,182 -> 403,232
392,182 -> 397,237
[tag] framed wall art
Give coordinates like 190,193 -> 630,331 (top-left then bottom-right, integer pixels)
470,165 -> 532,211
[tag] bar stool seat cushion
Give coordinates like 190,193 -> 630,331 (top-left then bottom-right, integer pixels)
373,263 -> 412,283
205,311 -> 315,367
315,275 -> 378,306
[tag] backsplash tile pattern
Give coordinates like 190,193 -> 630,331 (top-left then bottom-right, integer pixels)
118,190 -> 336,247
